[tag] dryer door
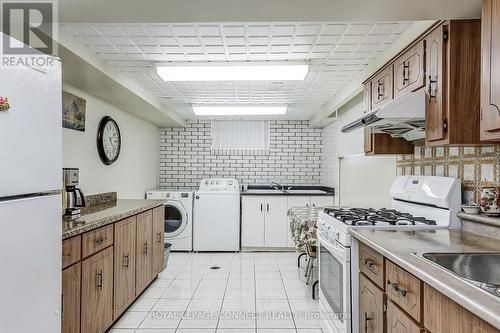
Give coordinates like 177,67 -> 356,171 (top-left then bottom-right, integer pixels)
164,201 -> 188,238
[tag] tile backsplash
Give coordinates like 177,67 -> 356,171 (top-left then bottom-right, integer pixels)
396,146 -> 500,203
159,120 -> 323,189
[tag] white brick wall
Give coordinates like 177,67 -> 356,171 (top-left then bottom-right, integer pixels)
159,120 -> 323,189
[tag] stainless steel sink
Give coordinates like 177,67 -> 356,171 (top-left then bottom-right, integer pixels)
420,252 -> 500,297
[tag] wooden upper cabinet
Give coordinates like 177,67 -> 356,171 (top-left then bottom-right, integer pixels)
364,129 -> 414,155
113,217 -> 137,319
62,263 -> 81,333
136,210 -> 154,294
359,274 -> 384,333
394,40 -> 426,98
425,20 -> 481,146
81,247 -> 114,333
424,24 -> 447,143
152,206 -> 165,275
371,66 -> 393,110
363,82 -> 372,114
481,0 -> 500,141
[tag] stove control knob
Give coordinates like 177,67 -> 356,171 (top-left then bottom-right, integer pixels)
228,181 -> 233,185
205,181 -> 209,185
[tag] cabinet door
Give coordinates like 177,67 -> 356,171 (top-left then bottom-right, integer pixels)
136,210 -> 153,294
386,300 -> 423,333
371,66 -> 393,110
62,264 -> 81,333
394,40 -> 425,97
241,196 -> 265,247
481,0 -> 500,140
424,284 -> 462,333
81,247 -> 114,333
152,206 -> 165,275
425,24 -> 447,142
310,196 -> 334,207
359,274 -> 384,333
287,196 -> 311,208
264,196 -> 288,247
363,82 -> 372,113
113,217 -> 136,319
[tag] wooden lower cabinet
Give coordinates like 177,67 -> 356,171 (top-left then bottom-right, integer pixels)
152,206 -> 165,275
136,210 -> 154,294
81,246 -> 114,333
386,300 -> 422,333
114,217 -> 137,319
359,273 -> 384,333
62,263 -> 81,333
424,284 -> 500,333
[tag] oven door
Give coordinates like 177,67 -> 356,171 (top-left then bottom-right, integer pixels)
318,232 -> 351,333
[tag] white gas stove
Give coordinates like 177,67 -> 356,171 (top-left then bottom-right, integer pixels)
317,176 -> 461,333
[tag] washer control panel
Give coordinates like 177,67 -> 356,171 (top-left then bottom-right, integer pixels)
198,178 -> 239,192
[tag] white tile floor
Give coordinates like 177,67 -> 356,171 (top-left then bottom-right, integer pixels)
109,252 -> 324,333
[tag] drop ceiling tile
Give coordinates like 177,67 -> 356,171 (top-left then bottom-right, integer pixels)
345,24 -> 374,35
205,45 -> 226,53
227,45 -> 246,53
197,25 -> 221,36
248,45 -> 267,53
248,25 -> 270,36
363,35 -> 391,44
223,25 -> 245,36
120,25 -> 148,36
146,25 -> 173,36
68,25 -> 100,36
130,36 -> 156,45
272,25 -> 295,35
201,36 -> 223,45
296,24 -> 321,35
116,45 -> 141,53
339,35 -> 365,44
94,45 -> 118,53
322,24 -> 348,35
108,36 -> 133,45
183,46 -> 204,53
294,35 -> 316,44
313,44 -> 333,52
147,54 -> 174,61
162,46 -> 183,53
83,36 -> 110,45
155,36 -> 178,45
94,25 -> 124,36
171,25 -> 197,36
226,37 -> 246,45
291,45 -> 312,53
271,45 -> 289,52
335,44 -> 357,52
371,23 -> 401,35
139,45 -> 162,53
178,37 -> 200,45
271,36 -> 292,44
317,35 -> 340,44
228,53 -> 246,61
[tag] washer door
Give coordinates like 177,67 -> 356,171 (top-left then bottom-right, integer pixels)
164,201 -> 187,238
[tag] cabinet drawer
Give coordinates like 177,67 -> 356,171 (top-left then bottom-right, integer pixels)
387,300 -> 423,333
385,260 -> 422,322
359,242 -> 384,289
82,225 -> 114,258
62,236 -> 81,269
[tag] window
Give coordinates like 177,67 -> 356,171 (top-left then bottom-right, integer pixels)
211,120 -> 270,153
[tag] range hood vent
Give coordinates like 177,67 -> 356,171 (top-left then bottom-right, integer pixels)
341,91 -> 426,141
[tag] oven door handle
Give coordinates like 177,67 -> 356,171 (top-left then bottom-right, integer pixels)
317,232 -> 349,263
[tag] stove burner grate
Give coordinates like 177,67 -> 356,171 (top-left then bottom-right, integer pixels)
323,207 -> 436,226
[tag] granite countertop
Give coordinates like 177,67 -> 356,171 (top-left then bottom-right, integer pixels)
351,228 -> 500,329
241,185 -> 335,196
62,199 -> 165,240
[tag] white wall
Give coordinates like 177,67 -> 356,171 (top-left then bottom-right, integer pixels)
62,84 -> 159,199
321,92 -> 396,207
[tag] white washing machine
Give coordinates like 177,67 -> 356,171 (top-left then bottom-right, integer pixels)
194,178 -> 240,252
146,190 -> 193,251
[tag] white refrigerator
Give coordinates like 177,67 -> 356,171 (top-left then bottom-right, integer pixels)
0,34 -> 62,333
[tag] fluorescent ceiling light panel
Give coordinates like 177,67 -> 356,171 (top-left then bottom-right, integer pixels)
192,105 -> 288,116
157,62 -> 309,81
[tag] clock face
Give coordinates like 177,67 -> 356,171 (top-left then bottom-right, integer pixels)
97,116 -> 121,165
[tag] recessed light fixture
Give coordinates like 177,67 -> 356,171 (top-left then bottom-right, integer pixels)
157,62 -> 309,81
192,104 -> 288,116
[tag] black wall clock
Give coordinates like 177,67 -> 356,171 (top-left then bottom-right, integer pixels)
97,116 -> 121,165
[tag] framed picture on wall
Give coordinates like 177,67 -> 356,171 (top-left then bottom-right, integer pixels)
62,91 -> 86,132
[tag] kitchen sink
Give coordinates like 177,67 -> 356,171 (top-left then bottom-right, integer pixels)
244,189 -> 284,194
419,252 -> 500,297
285,189 -> 328,194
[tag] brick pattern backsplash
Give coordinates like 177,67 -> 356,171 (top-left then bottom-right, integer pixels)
159,120 -> 323,189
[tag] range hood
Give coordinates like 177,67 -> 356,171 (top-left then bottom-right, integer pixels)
341,90 -> 426,141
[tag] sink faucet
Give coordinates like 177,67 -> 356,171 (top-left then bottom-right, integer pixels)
271,182 -> 284,192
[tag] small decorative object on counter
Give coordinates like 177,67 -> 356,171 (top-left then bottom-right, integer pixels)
479,186 -> 500,216
0,96 -> 10,112
461,203 -> 480,215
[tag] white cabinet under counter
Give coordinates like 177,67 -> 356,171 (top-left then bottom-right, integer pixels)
241,189 -> 334,250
